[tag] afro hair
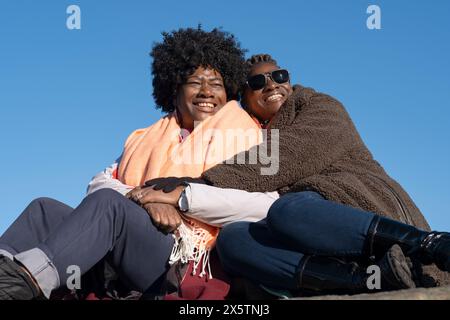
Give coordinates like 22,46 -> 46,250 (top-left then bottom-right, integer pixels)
150,27 -> 248,113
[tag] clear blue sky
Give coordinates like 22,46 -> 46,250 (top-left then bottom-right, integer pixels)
1,0 -> 449,234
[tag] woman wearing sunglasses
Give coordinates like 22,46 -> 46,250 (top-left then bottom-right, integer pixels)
142,54 -> 450,297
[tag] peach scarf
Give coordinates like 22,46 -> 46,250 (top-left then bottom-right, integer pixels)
117,101 -> 261,277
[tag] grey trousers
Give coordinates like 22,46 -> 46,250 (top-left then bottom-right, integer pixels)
0,189 -> 174,297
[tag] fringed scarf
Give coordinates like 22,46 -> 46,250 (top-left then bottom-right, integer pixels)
117,101 -> 261,278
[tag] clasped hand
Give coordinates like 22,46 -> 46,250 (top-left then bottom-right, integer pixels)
126,185 -> 185,234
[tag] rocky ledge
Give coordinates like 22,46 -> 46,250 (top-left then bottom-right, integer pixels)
293,286 -> 450,300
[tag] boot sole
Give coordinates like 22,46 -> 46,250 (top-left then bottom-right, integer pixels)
385,244 -> 416,289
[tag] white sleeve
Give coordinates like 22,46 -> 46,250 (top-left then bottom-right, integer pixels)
183,183 -> 280,227
86,159 -> 134,196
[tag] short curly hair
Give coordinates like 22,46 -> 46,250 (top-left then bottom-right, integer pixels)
245,54 -> 278,69
150,27 -> 248,113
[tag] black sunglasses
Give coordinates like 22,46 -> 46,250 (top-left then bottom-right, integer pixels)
246,69 -> 290,91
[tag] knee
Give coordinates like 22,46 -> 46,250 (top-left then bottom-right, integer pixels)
23,197 -> 72,226
86,188 -> 125,204
266,194 -> 296,234
28,197 -> 64,216
82,189 -> 131,221
29,197 -> 59,208
267,191 -> 323,235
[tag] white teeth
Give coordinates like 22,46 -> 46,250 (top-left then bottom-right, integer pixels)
267,94 -> 282,102
197,102 -> 215,108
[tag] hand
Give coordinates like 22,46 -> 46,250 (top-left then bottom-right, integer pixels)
126,185 -> 185,207
143,202 -> 182,234
144,176 -> 209,193
126,186 -> 144,202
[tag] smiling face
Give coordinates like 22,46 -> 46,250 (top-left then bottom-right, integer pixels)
175,66 -> 227,131
242,62 -> 293,123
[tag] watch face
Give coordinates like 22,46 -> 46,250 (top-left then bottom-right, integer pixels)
178,189 -> 189,212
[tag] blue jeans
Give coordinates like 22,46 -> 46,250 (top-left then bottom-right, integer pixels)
216,191 -> 376,290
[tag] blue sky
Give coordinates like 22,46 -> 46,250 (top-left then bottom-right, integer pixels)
0,0 -> 449,234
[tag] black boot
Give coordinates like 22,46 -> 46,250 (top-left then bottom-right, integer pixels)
365,215 -> 450,272
296,245 -> 415,295
0,255 -> 44,300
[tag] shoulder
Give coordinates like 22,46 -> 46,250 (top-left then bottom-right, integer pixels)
292,85 -> 345,109
124,114 -> 174,147
289,85 -> 350,122
288,85 -> 353,127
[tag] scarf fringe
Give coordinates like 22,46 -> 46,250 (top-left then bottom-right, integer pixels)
169,223 -> 213,279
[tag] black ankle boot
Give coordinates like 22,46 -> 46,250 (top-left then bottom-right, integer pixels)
365,215 -> 450,272
0,255 -> 43,300
296,245 -> 415,295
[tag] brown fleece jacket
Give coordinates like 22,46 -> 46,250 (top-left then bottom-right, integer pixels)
202,85 -> 449,286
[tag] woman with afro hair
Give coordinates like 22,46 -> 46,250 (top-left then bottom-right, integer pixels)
0,27 -> 261,300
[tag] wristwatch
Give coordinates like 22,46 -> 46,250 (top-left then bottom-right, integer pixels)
177,187 -> 189,212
